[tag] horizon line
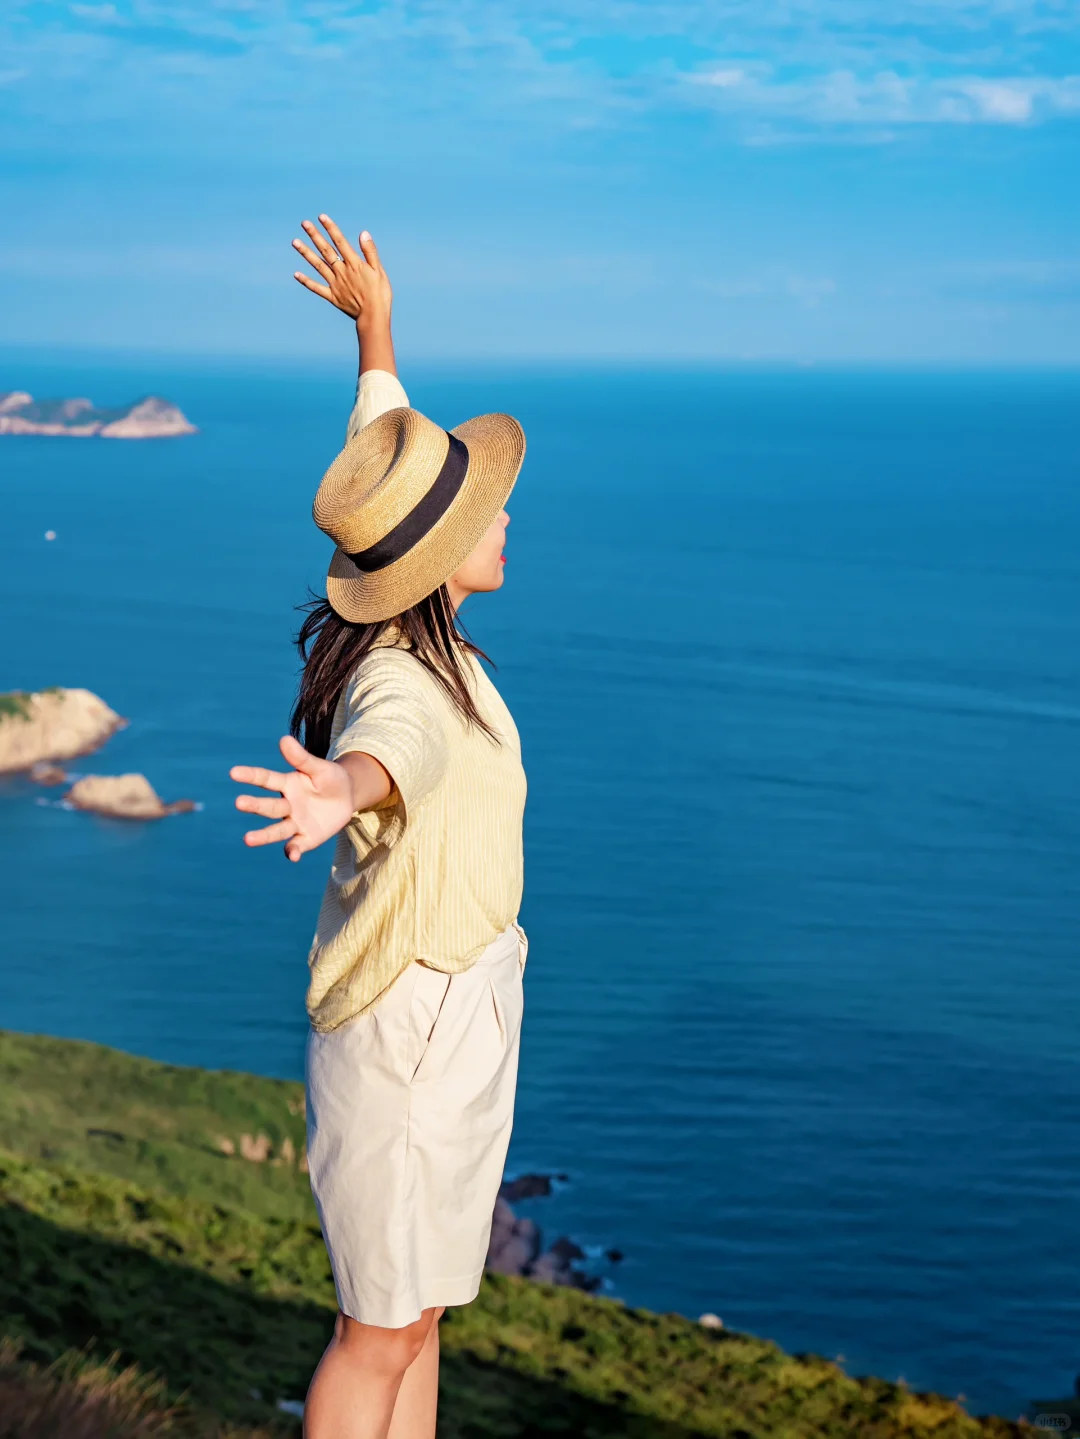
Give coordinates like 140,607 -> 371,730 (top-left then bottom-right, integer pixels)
2,341 -> 1080,374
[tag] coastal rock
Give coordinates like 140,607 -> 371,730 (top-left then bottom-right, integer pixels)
99,396 -> 197,439
238,1132 -> 273,1163
0,391 -> 196,439
530,1236 -> 599,1290
64,773 -> 195,820
500,1171 -> 568,1201
486,1197 -> 542,1276
486,1194 -> 602,1292
0,688 -> 125,774
29,762 -> 69,786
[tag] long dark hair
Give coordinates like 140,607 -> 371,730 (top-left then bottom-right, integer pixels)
290,585 -> 497,759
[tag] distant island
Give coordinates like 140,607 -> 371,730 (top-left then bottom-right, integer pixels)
0,687 -> 125,773
0,390 -> 196,438
0,687 -> 196,817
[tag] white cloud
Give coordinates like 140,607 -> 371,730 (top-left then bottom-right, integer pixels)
1,0 -> 1079,153
683,63 -> 1080,129
695,67 -> 746,89
68,4 -> 124,22
960,80 -> 1035,121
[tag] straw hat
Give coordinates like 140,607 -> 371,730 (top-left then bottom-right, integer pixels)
313,406 -> 526,624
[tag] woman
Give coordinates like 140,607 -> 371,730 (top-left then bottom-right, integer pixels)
231,215 -> 528,1439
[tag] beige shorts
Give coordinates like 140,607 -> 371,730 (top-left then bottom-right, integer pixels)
305,922 -> 527,1329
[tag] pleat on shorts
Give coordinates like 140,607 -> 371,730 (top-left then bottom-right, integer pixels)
304,922 -> 527,1329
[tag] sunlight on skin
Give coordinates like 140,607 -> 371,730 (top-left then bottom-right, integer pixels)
446,508 -> 509,612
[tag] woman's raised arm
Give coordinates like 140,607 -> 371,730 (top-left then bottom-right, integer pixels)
292,215 -> 397,377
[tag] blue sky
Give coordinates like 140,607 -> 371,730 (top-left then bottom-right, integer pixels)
1,1 -> 1077,361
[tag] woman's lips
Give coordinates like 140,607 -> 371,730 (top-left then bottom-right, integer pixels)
499,554 -> 506,564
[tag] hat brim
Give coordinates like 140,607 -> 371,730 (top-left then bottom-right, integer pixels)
325,411 -> 525,624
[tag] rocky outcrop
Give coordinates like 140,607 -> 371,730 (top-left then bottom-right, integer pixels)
29,762 -> 68,786
0,689 -> 125,774
215,1132 -> 308,1172
486,1175 -> 617,1292
500,1171 -> 568,1201
98,397 -> 197,439
0,391 -> 196,438
64,774 -> 195,820
487,1197 -> 543,1278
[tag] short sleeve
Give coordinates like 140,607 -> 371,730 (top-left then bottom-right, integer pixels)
329,651 -> 449,820
345,369 -> 411,444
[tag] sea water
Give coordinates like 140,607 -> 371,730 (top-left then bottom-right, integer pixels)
1,351 -> 1078,1418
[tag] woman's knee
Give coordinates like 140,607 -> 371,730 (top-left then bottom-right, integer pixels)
334,1309 -> 438,1375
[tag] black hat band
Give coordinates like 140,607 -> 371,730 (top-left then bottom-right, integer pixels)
347,433 -> 470,574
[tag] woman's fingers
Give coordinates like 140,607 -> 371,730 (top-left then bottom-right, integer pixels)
244,818 -> 300,848
285,834 -> 314,863
358,229 -> 381,270
279,733 -> 321,775
294,271 -> 333,301
230,764 -> 289,792
235,793 -> 290,819
292,237 -> 334,282
319,214 -> 358,265
301,218 -> 341,266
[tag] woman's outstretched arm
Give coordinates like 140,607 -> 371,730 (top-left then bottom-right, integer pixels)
231,737 -> 393,864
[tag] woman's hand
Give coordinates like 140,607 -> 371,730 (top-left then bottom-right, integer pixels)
292,215 -> 392,339
231,735 -> 390,863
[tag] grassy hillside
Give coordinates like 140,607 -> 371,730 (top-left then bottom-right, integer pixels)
0,1030 -> 1036,1438
0,1032 -> 311,1222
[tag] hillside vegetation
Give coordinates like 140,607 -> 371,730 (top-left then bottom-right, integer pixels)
0,1030 -> 1034,1437
0,1031 -> 311,1222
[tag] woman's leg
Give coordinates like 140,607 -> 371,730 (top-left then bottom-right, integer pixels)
386,1306 -> 444,1439
303,1307 -> 439,1439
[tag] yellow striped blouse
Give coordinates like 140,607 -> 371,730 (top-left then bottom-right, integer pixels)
304,372 -> 527,1032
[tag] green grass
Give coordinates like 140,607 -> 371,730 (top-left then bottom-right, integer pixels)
0,1031 -> 1037,1437
0,692 -> 33,722
0,1032 -> 311,1222
0,688 -> 63,723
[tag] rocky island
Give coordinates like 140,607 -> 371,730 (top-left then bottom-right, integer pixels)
0,390 -> 196,438
0,688 -> 195,818
64,772 -> 196,820
0,688 -> 125,773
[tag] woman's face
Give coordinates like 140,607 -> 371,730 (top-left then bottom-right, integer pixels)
448,508 -> 509,606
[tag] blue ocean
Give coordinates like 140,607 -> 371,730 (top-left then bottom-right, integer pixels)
2,351 -> 1079,1420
